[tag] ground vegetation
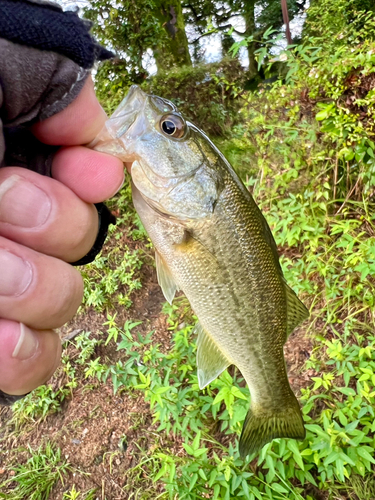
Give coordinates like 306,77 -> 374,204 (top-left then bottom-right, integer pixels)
1,0 -> 375,498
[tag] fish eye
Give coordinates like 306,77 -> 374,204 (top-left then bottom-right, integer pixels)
160,114 -> 186,139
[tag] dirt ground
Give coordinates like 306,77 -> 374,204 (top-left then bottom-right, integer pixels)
0,255 -> 316,499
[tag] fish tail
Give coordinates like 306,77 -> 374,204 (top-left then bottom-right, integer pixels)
239,394 -> 305,458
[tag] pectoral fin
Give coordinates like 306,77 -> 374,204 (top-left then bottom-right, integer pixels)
285,284 -> 309,338
155,251 -> 179,304
195,322 -> 231,389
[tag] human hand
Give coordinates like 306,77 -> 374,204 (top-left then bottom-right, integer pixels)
0,78 -> 124,400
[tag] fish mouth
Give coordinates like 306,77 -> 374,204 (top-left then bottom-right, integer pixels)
108,85 -> 148,140
109,86 -> 175,141
89,85 -> 148,160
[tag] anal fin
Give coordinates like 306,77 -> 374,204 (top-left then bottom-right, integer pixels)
195,322 -> 230,389
155,251 -> 179,304
285,284 -> 309,338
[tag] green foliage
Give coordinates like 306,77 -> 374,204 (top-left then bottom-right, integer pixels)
184,0 -> 307,77
81,182 -> 144,310
84,0 -> 165,79
62,485 -> 97,500
0,444 -> 71,500
96,58 -> 246,136
86,0 -> 191,105
229,0 -> 375,205
88,292 -> 375,498
304,0 -> 375,40
10,331 -> 103,426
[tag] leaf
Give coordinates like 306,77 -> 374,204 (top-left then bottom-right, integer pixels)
357,447 -> 375,464
209,469 -> 218,487
169,462 -> 176,483
345,420 -> 359,433
272,483 -> 288,494
287,441 -> 305,470
335,458 -> 346,483
251,486 -> 263,500
198,469 -> 207,481
356,460 -> 366,477
224,465 -> 231,482
316,110 -> 329,121
241,479 -> 250,499
213,484 -> 221,499
192,432 -> 201,451
189,473 -> 198,492
183,443 -> 194,455
153,464 -> 167,482
304,470 -> 318,487
324,451 -> 340,466
339,451 -> 356,466
213,388 -> 228,405
262,26 -> 278,39
231,386 -> 248,400
337,387 -> 356,396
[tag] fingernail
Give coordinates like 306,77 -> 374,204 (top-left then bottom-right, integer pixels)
0,175 -> 51,227
12,323 -> 39,360
0,249 -> 33,296
110,172 -> 126,198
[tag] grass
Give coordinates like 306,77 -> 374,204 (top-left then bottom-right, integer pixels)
0,443 -> 72,500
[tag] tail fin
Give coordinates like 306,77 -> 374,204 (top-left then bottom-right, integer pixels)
239,396 -> 305,458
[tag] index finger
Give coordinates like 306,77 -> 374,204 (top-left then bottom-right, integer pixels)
32,77 -> 107,146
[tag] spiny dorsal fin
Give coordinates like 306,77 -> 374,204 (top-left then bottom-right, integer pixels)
285,284 -> 309,338
195,322 -> 231,389
155,251 -> 179,304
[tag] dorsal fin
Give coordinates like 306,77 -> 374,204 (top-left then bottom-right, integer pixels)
155,251 -> 179,304
285,284 -> 309,338
195,322 -> 231,389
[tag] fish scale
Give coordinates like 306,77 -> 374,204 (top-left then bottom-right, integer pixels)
92,85 -> 309,457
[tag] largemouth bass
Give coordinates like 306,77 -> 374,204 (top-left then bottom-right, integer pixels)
92,85 -> 309,457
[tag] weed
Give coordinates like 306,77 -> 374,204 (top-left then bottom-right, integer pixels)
81,182 -> 145,311
0,443 -> 71,500
62,485 -> 97,500
10,331 -> 104,428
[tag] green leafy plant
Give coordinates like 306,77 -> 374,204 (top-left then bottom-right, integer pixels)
0,444 -> 71,500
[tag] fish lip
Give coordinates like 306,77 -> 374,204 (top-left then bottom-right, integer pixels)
107,85 -> 149,141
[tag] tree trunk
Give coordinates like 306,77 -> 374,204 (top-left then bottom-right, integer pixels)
242,0 -> 258,78
154,0 -> 192,70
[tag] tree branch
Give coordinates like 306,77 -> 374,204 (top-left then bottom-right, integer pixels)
191,23 -> 245,44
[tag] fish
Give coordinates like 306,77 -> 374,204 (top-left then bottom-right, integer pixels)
92,85 -> 309,457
